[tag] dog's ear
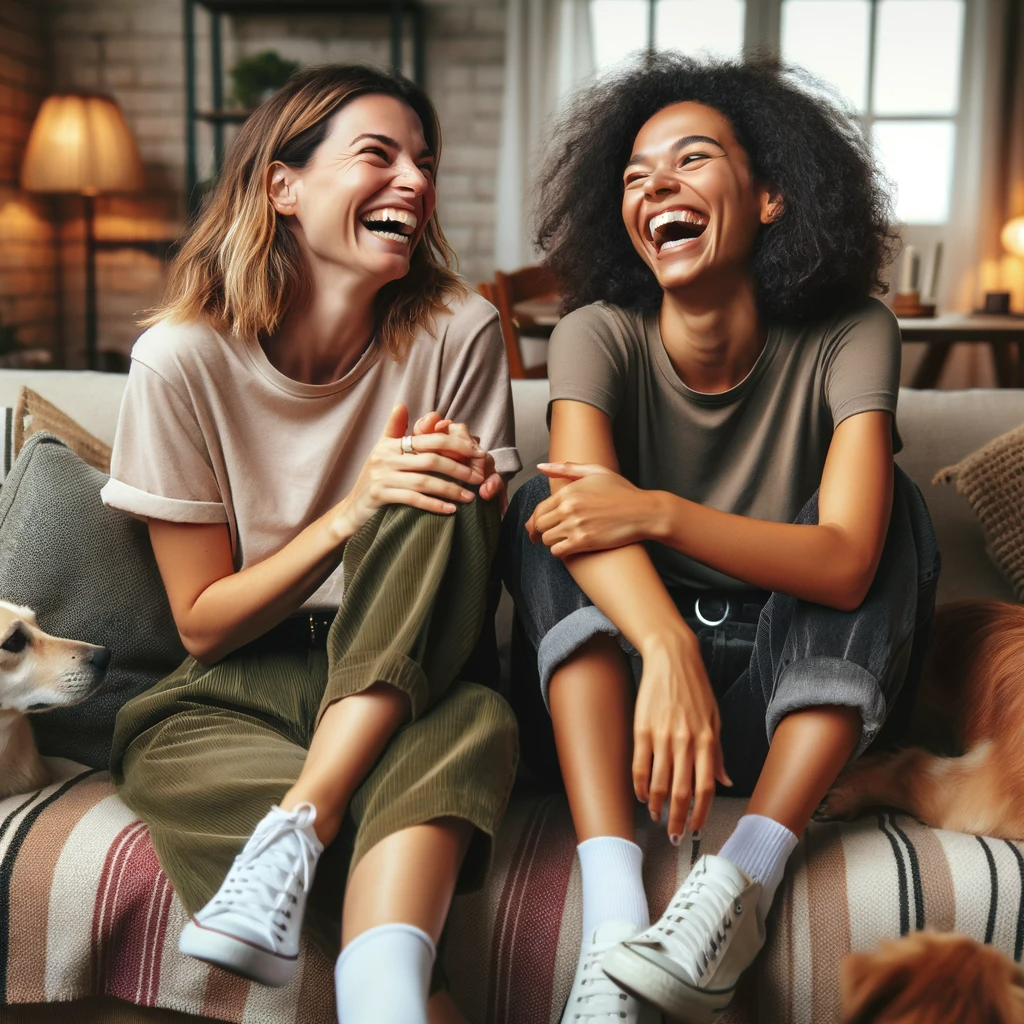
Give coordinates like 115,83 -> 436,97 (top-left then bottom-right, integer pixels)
843,932 -> 1024,1024
841,950 -> 915,1023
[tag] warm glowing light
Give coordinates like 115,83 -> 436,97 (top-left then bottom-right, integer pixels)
1002,217 -> 1024,259
20,94 -> 143,195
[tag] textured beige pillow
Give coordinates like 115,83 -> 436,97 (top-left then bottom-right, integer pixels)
934,422 -> 1024,600
13,386 -> 112,473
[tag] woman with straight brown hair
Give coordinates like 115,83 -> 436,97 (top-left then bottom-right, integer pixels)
102,64 -> 519,1024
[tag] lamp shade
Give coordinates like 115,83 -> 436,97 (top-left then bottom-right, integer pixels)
20,94 -> 144,195
1003,217 -> 1024,259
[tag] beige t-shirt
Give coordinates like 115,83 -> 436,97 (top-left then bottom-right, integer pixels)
100,289 -> 520,608
547,297 -> 901,590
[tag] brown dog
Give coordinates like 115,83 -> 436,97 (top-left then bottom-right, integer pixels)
841,930 -> 1024,1024
824,601 -> 1024,838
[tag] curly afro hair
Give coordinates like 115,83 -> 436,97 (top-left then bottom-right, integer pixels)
536,52 -> 899,323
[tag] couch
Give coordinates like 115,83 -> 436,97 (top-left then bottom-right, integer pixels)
2,370 -> 1024,1024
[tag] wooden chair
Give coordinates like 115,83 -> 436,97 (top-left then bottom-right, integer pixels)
487,266 -> 560,379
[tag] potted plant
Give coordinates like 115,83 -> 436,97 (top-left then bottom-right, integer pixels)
229,50 -> 300,109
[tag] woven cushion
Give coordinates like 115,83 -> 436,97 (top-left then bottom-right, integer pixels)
0,433 -> 185,768
12,386 -> 112,473
934,422 -> 1024,600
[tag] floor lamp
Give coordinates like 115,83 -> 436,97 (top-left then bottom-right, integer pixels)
20,94 -> 144,370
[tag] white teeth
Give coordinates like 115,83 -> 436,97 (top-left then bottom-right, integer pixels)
371,230 -> 410,243
362,206 -> 418,229
648,208 -> 708,239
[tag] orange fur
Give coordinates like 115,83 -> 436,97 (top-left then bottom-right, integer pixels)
841,930 -> 1024,1024
823,601 -> 1024,838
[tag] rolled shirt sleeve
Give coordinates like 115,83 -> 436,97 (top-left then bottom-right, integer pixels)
100,359 -> 227,523
435,310 -> 522,476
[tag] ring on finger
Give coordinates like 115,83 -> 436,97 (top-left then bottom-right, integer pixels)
401,435 -> 416,455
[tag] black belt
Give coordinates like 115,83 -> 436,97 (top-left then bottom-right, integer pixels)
237,611 -> 337,656
672,588 -> 770,627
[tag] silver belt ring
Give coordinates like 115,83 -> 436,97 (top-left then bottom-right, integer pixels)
401,435 -> 415,454
694,596 -> 730,627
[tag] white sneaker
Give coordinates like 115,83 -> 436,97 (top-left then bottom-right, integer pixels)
562,920 -> 661,1024
179,803 -> 323,987
600,855 -> 764,1024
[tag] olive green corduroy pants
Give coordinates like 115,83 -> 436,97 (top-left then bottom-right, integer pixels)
109,499 -> 518,961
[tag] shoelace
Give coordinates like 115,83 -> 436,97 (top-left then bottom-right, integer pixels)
203,805 -> 321,950
570,935 -> 636,1022
631,867 -> 741,983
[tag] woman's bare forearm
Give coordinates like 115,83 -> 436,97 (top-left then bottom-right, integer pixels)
648,494 -> 877,610
564,543 -> 695,657
150,508 -> 353,665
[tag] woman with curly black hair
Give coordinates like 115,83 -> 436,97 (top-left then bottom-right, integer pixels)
502,53 -> 940,1024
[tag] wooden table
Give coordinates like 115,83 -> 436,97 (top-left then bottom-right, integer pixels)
897,314 -> 1024,388
512,298 -> 560,336
512,302 -> 1024,388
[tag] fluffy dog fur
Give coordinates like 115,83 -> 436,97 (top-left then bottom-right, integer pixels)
0,599 -> 109,797
824,601 -> 1024,838
841,930 -> 1024,1024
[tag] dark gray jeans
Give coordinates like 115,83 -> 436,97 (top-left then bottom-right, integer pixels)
500,467 -> 940,796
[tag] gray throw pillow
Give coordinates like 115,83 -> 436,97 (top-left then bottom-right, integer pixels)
0,432 -> 186,768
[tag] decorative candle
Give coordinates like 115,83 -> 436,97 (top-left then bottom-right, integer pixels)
921,242 -> 943,301
899,244 -> 919,295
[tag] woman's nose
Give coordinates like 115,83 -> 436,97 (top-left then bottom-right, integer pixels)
644,164 -> 679,199
394,161 -> 430,195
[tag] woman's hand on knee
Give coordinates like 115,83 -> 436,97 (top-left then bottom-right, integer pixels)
632,632 -> 731,840
420,415 -> 507,513
334,404 -> 485,537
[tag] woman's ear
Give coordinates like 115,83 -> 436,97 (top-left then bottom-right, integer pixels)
759,186 -> 784,225
267,161 -> 298,216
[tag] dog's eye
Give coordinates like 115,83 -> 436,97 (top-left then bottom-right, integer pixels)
2,629 -> 27,653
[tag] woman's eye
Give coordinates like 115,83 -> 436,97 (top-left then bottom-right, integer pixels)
624,173 -> 648,187
680,152 -> 710,167
362,147 -> 390,161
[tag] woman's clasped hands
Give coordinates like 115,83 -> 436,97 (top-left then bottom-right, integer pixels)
334,403 -> 505,540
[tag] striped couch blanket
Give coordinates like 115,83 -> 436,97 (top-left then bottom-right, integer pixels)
4,761 -> 1024,1023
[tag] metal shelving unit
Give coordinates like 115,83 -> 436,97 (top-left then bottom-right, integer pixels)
183,0 -> 426,211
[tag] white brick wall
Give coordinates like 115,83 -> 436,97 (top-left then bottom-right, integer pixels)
39,0 -> 507,362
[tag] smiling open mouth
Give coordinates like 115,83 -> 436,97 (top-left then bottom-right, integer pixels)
648,208 -> 709,252
360,206 -> 418,244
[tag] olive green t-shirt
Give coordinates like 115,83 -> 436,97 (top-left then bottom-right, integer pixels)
547,297 -> 902,590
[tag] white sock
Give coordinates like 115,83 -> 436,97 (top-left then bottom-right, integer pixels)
335,923 -> 435,1024
577,836 -> 649,940
718,814 -> 799,921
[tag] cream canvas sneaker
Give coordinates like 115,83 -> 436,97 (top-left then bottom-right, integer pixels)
600,855 -> 764,1024
562,920 -> 663,1024
178,802 -> 323,987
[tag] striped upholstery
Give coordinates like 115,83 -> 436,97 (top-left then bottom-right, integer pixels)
6,761 -> 1024,1023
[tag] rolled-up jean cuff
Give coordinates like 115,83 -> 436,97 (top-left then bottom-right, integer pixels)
537,606 -> 624,712
765,656 -> 887,759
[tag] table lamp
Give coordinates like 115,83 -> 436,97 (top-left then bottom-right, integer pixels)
981,215 -> 1024,315
20,94 -> 144,369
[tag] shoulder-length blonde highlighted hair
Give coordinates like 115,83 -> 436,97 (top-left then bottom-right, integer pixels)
145,64 -> 464,356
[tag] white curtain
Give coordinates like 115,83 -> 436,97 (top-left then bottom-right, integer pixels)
494,0 -> 595,272
943,0 -> 1024,312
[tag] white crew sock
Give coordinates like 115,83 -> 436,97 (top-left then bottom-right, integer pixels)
718,814 -> 799,921
334,923 -> 435,1024
577,836 -> 650,940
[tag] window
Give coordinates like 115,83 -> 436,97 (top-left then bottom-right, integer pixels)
590,0 -> 746,72
781,0 -> 965,225
588,0 -> 968,228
